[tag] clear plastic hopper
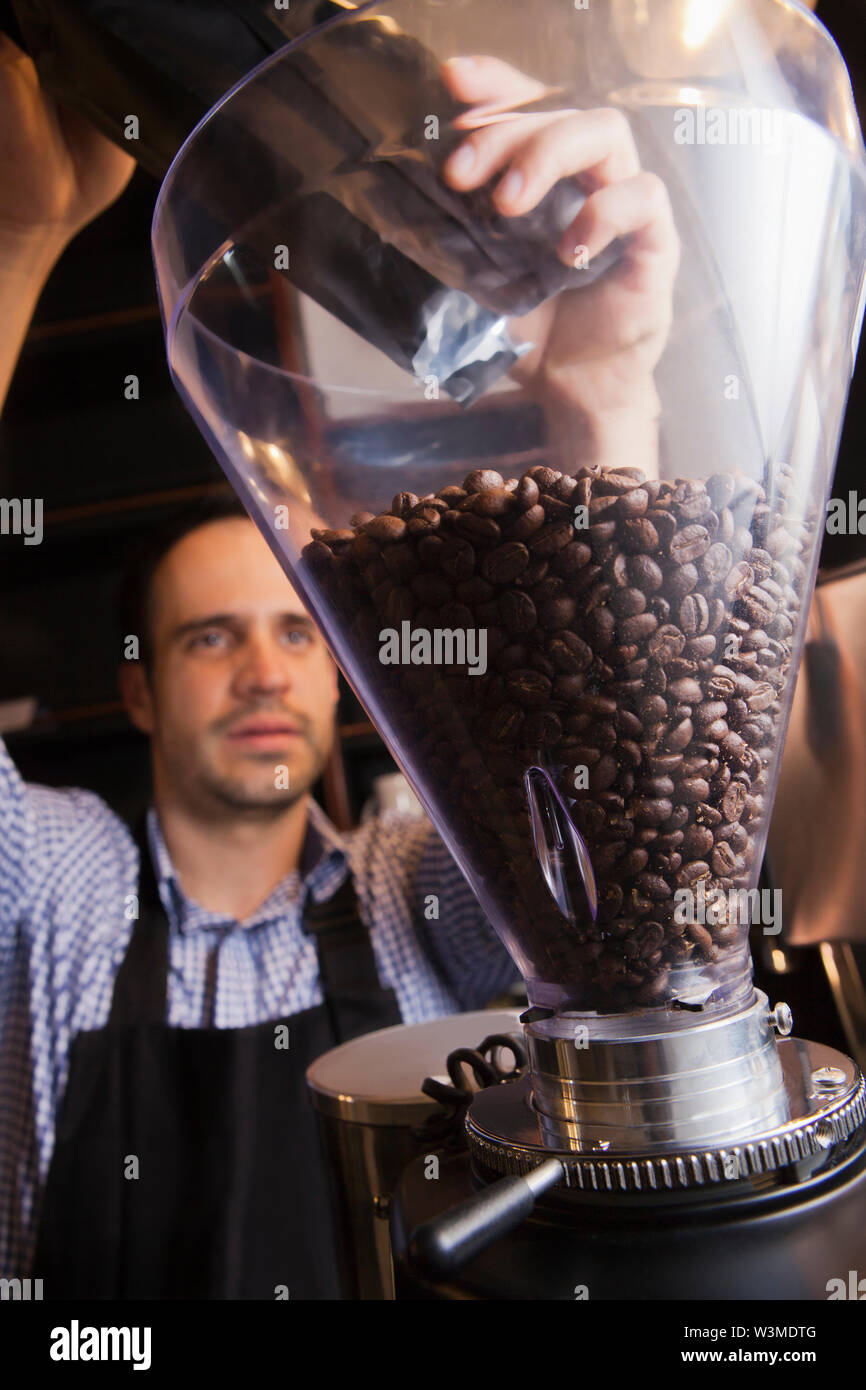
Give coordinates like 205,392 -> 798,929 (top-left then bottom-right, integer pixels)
153,0 -> 866,1146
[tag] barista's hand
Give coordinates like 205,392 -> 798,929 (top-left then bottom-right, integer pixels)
441,55 -> 679,473
0,34 -> 134,254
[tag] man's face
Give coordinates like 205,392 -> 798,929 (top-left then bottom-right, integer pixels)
125,517 -> 339,818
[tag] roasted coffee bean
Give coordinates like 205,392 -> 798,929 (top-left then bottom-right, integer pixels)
619,612 -> 658,644
391,491 -> 419,516
679,777 -> 711,803
669,524 -> 711,564
668,677 -> 703,703
549,631 -> 593,673
586,607 -> 616,648
647,624 -> 686,661
500,590 -> 538,634
610,587 -> 647,618
490,705 -> 524,741
553,674 -> 588,700
455,576 -> 494,605
682,824 -> 715,858
510,504 -> 547,541
363,514 -> 407,542
665,718 -> 694,752
455,512 -> 501,543
539,595 -> 578,630
473,487 -> 516,518
530,521 -> 574,555
695,700 -> 728,729
505,669 -> 552,705
539,493 -> 574,521
628,554 -> 664,593
685,635 -> 717,659
678,592 -> 709,636
515,475 -> 540,509
721,782 -> 748,822
526,465 -> 560,491
701,542 -> 733,584
642,776 -> 676,798
724,561 -> 754,599
633,798 -> 674,826
646,752 -> 684,776
553,540 -> 592,575
464,468 -> 504,493
707,665 -> 737,698
622,517 -> 660,554
619,487 -> 649,518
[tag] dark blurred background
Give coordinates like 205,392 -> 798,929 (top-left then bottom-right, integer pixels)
0,0 -> 863,832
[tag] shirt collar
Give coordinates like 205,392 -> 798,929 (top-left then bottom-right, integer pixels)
145,799 -> 350,934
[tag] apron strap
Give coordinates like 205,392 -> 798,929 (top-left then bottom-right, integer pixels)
304,874 -> 403,1043
108,816 -> 169,1028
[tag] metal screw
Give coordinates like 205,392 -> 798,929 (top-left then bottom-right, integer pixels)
769,1002 -> 793,1036
811,1065 -> 848,1097
372,1195 -> 391,1219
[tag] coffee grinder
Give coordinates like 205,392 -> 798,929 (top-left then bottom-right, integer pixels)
151,0 -> 866,1297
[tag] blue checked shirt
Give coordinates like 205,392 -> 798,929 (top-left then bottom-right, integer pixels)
0,736 -> 517,1276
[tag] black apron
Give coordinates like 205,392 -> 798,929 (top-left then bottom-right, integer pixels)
32,817 -> 402,1300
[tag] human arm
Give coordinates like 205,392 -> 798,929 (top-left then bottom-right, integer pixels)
0,34 -> 135,413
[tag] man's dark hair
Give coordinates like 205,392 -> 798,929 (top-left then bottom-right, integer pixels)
118,490 -> 250,670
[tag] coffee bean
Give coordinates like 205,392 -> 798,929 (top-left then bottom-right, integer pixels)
490,705 -> 524,741
611,587 -> 647,618
553,541 -> 592,575
665,718 -> 694,752
685,635 -> 717,659
481,541 -> 530,584
678,592 -> 708,636
501,590 -> 538,634
721,782 -> 747,822
455,512 -> 501,543
534,594 -> 575,631
633,797 -> 673,826
628,554 -> 664,593
363,514 -> 407,542
695,700 -> 728,729
646,752 -> 684,776
622,517 -> 660,554
668,677 -> 703,703
515,476 -> 540,509
679,777 -> 711,803
549,631 -> 593,673
723,562 -> 754,599
619,612 -> 658,644
682,825 -> 714,858
619,487 -> 649,518
647,624 -> 686,661
669,525 -> 710,565
702,542 -> 733,584
642,777 -> 676,798
510,504 -> 547,541
530,521 -> 573,555
526,465 -> 560,491
473,487 -> 516,518
505,669 -> 552,705
464,468 -> 504,493
750,681 -> 778,711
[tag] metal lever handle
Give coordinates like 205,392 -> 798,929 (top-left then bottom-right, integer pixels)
406,1158 -> 565,1279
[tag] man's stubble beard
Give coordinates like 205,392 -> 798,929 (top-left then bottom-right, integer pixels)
156,722 -> 332,822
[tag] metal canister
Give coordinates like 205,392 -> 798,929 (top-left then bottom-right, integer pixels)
306,1009 -> 522,1298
